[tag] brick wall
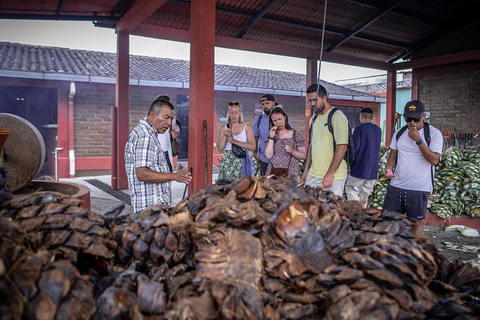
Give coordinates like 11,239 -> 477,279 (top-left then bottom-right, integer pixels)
417,70 -> 480,134
74,87 -> 114,157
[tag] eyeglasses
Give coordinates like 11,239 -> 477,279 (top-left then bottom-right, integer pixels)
404,117 -> 421,123
307,96 -> 324,104
228,101 -> 240,106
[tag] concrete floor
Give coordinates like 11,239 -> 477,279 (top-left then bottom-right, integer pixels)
61,173 -> 219,215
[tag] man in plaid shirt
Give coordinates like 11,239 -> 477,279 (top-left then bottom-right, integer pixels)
125,98 -> 192,213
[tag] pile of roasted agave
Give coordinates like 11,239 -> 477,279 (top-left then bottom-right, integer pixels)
1,168 -> 479,320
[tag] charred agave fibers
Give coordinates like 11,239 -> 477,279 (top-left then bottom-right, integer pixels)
1,174 -> 480,319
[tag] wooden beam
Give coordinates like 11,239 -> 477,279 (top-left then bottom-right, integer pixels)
115,31 -> 130,189
116,0 -> 167,33
393,49 -> 480,70
131,24 -> 392,70
385,70 -> 396,147
167,0 -> 408,49
236,0 -> 279,38
56,0 -> 66,15
326,0 -> 404,52
188,0 -> 216,192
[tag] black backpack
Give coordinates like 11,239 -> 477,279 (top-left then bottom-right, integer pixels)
326,108 -> 356,170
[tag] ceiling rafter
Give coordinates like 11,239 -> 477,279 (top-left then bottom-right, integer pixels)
0,13 -> 119,22
389,9 -> 478,63
116,0 -> 168,33
342,0 -> 441,26
326,0 -> 405,52
235,0 -> 280,38
55,0 -> 65,15
111,0 -> 129,16
167,0 -> 408,49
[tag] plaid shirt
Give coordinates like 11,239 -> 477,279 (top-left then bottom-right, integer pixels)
125,118 -> 171,212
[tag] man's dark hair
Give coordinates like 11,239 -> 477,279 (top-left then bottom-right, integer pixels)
155,94 -> 171,102
360,107 -> 373,114
360,107 -> 374,120
306,83 -> 327,97
148,98 -> 174,117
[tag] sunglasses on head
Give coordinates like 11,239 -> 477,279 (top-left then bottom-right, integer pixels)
228,101 -> 240,106
404,117 -> 421,123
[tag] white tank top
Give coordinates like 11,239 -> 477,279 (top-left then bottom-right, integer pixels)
225,123 -> 247,151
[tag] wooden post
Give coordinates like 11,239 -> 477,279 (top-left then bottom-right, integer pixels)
188,0 -> 215,192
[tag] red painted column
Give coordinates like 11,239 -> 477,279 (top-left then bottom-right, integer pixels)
115,31 -> 130,189
385,69 -> 396,147
189,0 -> 215,192
68,82 -> 75,178
305,56 -> 318,142
57,85 -> 69,178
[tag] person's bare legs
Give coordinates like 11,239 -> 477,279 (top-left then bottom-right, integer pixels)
411,220 -> 423,238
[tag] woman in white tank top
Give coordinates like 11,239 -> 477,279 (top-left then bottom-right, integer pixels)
216,102 -> 258,181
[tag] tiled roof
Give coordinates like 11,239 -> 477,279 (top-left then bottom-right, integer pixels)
0,42 -> 380,100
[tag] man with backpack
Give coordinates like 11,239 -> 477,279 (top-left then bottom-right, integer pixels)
345,107 -> 382,204
303,84 -> 350,196
383,100 -> 443,238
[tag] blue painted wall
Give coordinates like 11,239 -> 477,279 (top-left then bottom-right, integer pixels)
380,88 -> 411,143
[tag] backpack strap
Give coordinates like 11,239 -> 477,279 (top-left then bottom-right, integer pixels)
327,108 -> 338,151
423,122 -> 431,146
308,113 -> 318,146
395,125 -> 408,142
255,114 -> 262,132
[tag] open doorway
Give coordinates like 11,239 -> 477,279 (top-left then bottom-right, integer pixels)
0,85 -> 58,177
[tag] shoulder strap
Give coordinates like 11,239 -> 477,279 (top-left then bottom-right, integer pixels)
327,108 -> 338,151
424,122 -> 431,146
308,113 -> 318,145
396,125 -> 408,141
327,108 -> 338,135
256,115 -> 262,131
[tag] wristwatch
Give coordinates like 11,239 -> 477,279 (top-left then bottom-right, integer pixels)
416,139 -> 423,146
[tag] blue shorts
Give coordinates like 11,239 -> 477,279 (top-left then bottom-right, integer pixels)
383,185 -> 429,220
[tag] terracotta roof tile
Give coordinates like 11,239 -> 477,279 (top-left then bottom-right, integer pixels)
0,42 -> 374,98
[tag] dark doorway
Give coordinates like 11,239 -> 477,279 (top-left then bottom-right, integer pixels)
333,105 -> 363,127
175,95 -> 189,161
0,85 -> 58,177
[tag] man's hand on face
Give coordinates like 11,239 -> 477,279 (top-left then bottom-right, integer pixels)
408,126 -> 421,142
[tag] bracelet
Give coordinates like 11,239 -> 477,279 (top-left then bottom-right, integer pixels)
267,136 -> 277,141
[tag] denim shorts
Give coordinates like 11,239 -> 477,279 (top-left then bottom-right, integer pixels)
383,185 -> 429,220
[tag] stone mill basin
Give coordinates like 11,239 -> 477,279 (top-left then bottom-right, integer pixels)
15,180 -> 91,210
